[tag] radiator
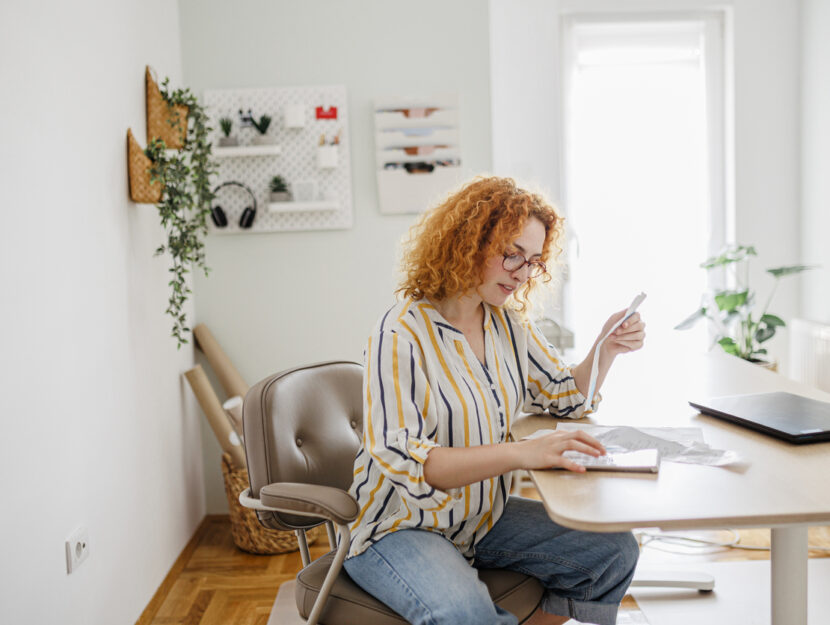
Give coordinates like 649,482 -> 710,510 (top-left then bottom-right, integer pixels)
789,318 -> 830,393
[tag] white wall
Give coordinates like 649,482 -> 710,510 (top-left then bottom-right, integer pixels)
801,0 -> 830,322
0,0 -> 818,619
0,2 -> 205,623
179,0 -> 494,512
490,0 -> 803,369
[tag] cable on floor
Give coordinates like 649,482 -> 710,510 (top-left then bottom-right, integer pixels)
634,529 -> 830,554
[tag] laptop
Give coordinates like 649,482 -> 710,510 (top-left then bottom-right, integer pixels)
689,392 -> 830,444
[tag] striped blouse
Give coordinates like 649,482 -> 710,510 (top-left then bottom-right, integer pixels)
346,298 -> 599,560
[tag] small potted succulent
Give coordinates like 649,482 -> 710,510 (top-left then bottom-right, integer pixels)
218,117 -> 237,146
269,175 -> 291,202
251,114 -> 274,145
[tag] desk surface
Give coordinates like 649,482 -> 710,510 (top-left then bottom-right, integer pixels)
511,350 -> 830,532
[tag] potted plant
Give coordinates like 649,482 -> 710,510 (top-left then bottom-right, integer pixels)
251,114 -> 273,145
269,175 -> 291,202
144,75 -> 216,349
218,117 -> 237,146
675,244 -> 815,369
146,66 -> 188,149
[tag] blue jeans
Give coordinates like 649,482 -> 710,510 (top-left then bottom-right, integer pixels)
343,496 -> 638,625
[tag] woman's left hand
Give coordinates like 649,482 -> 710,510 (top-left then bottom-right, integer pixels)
598,310 -> 646,358
572,309 -> 646,403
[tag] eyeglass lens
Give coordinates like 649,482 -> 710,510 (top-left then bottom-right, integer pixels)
503,255 -> 545,277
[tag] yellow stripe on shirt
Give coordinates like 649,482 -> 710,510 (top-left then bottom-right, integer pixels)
528,375 -> 580,401
365,335 -> 430,484
528,325 -> 566,371
393,333 -> 405,429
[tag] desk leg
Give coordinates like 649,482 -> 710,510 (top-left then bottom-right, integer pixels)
771,526 -> 807,625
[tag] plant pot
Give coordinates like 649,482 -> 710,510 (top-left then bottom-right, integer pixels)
218,136 -> 238,147
749,358 -> 778,373
252,135 -> 276,145
127,128 -> 162,203
145,66 -> 188,149
269,191 -> 291,202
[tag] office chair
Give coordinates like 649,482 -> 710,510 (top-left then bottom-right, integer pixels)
238,361 -> 544,625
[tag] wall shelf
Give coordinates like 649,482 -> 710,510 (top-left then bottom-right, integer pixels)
268,200 -> 339,213
214,145 -> 282,158
205,84 -> 352,232
374,95 -> 461,214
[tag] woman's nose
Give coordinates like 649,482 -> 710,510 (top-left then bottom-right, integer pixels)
511,263 -> 531,282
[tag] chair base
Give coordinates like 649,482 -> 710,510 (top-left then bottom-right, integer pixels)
631,568 -> 715,592
270,580 -> 305,625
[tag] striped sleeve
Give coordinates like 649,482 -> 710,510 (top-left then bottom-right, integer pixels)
523,319 -> 599,418
364,328 -> 453,511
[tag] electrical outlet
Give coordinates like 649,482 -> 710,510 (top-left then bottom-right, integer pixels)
65,526 -> 90,574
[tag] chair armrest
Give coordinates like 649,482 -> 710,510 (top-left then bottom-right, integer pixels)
256,482 -> 360,525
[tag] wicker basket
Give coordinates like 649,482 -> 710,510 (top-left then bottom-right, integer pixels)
221,453 -> 325,554
145,66 -> 188,150
127,129 -> 161,203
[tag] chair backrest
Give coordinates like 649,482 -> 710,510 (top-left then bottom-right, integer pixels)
242,361 -> 364,530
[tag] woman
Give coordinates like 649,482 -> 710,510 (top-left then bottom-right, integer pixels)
344,177 -> 645,625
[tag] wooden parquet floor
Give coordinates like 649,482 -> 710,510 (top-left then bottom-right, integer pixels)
137,506 -> 830,625
136,516 -> 330,625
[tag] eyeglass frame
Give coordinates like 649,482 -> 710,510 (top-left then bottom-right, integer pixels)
502,253 -> 547,278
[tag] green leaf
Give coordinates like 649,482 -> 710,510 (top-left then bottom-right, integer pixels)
700,245 -> 757,269
718,337 -> 740,356
760,314 -> 785,327
766,265 -> 817,278
149,72 -> 215,350
714,290 -> 748,312
755,325 -> 776,344
674,307 -> 707,330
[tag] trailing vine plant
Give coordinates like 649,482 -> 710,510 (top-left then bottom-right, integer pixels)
145,77 -> 216,348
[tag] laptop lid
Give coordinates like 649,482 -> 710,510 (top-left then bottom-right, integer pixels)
689,392 -> 830,444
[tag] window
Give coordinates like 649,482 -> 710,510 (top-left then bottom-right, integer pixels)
560,13 -> 731,360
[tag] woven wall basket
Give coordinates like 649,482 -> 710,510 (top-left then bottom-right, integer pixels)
221,453 -> 325,555
127,129 -> 161,204
145,66 -> 188,150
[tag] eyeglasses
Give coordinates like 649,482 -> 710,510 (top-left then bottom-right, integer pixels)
503,253 -> 547,278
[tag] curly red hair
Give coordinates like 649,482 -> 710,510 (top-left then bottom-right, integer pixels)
397,176 -> 563,312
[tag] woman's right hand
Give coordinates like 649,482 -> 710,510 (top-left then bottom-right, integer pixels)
515,430 -> 607,473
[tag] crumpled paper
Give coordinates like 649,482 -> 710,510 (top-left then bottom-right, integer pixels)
525,423 -> 747,468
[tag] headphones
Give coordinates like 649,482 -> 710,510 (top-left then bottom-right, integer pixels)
211,181 -> 257,229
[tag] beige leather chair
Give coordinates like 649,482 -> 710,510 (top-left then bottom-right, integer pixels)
238,361 -> 544,625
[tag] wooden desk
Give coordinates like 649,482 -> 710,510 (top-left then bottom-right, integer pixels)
512,350 -> 830,625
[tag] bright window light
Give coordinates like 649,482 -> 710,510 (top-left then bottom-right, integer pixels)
561,15 -> 728,362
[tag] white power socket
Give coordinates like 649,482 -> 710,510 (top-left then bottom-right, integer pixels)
65,526 -> 90,574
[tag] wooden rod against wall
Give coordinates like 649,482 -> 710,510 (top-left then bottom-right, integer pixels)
192,323 -> 249,399
185,365 -> 247,469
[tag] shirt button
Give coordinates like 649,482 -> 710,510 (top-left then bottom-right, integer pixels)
490,384 -> 496,390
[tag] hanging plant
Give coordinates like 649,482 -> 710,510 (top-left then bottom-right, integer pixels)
144,76 -> 216,348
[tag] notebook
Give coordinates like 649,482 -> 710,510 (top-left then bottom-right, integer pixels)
562,449 -> 660,473
689,391 -> 830,444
